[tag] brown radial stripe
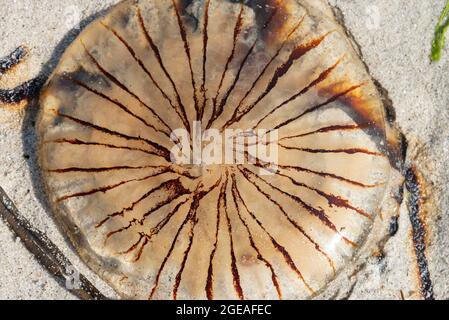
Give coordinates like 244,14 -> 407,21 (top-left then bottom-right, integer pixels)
223,175 -> 244,300
136,6 -> 191,133
117,232 -> 146,256
254,57 -> 342,129
277,164 -> 380,188
204,6 -> 278,125
279,144 -> 384,157
171,0 -> 200,120
244,149 -> 381,192
47,164 -> 165,174
104,191 -> 188,240
234,170 -> 315,293
44,138 -> 160,158
217,14 -> 305,128
239,149 -> 380,188
147,199 -> 190,242
240,167 -> 356,247
255,30 -> 331,101
172,177 -> 223,300
333,84 -> 405,171
54,112 -> 171,161
106,218 -> 139,240
117,198 -> 190,261
238,167 -> 336,274
148,178 -> 222,300
133,199 -> 191,262
62,75 -> 171,138
98,21 -> 180,132
270,83 -> 365,133
205,181 -> 227,300
224,31 -> 332,129
139,192 -> 190,225
148,200 -> 193,300
230,174 -> 282,299
96,178 -> 189,228
79,40 -> 176,136
273,170 -> 371,219
57,168 -> 170,203
132,235 -> 149,262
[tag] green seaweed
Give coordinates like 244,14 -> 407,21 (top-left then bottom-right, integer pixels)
431,1 -> 449,61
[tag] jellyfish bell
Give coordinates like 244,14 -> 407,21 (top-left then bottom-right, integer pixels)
38,0 -> 404,299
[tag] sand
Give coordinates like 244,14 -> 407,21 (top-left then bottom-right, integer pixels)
0,0 -> 448,299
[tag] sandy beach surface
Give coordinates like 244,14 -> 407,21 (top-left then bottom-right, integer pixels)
1,0 -> 448,299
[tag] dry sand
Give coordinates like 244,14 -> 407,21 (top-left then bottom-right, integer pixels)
0,0 -> 448,299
